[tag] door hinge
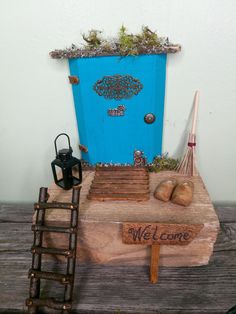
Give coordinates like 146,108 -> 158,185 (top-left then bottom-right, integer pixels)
68,76 -> 79,84
79,144 -> 88,153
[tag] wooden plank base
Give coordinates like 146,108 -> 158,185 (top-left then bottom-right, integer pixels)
43,170 -> 220,267
0,205 -> 235,313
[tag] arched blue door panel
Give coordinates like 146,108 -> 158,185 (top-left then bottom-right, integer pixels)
69,54 -> 167,165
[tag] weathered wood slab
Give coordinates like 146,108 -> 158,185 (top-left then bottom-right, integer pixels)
0,205 -> 235,313
214,206 -> 236,223
0,223 -> 31,252
0,204 -> 33,223
41,170 -> 220,267
1,252 -> 236,314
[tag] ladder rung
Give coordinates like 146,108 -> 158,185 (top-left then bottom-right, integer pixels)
32,224 -> 77,234
31,246 -> 75,257
34,202 -> 78,210
28,269 -> 73,284
26,298 -> 71,310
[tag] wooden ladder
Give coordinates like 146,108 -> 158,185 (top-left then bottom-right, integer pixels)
26,186 -> 81,314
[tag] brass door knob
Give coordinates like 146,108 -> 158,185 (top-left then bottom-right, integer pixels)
144,113 -> 156,124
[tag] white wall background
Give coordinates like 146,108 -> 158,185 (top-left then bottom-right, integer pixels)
0,0 -> 235,204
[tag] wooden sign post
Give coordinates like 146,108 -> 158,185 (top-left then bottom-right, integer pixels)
122,223 -> 203,283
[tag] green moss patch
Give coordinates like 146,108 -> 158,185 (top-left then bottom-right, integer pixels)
50,26 -> 180,59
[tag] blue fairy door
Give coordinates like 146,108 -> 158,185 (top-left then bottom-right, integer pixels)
69,54 -> 167,165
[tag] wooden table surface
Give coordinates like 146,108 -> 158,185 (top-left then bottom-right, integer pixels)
0,204 -> 236,313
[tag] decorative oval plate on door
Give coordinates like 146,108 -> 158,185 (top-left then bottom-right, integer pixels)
144,113 -> 156,124
93,74 -> 143,100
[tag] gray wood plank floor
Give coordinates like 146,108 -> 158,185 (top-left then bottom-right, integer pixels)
0,204 -> 236,314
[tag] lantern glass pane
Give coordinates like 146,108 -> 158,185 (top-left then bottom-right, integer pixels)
72,164 -> 80,177
72,164 -> 82,185
55,165 -> 63,181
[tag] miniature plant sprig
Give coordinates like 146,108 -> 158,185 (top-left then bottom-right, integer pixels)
82,29 -> 102,49
50,25 -> 180,59
82,154 -> 179,172
148,153 -> 179,172
118,25 -> 139,56
118,25 -> 162,56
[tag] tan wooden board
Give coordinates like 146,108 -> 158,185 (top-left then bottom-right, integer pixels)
41,170 -> 220,267
122,222 -> 203,245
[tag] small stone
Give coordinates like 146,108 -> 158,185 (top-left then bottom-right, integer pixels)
154,179 -> 178,202
171,180 -> 194,206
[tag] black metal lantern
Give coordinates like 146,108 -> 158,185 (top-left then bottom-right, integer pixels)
51,133 -> 82,190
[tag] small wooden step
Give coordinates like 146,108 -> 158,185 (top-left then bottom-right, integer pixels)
31,246 -> 74,257
92,179 -> 149,184
93,185 -> 149,191
32,224 -> 77,234
89,189 -> 150,195
95,171 -> 149,177
88,166 -> 150,201
88,193 -> 150,201
28,269 -> 73,284
26,298 -> 71,310
94,176 -> 149,181
91,183 -> 150,190
96,166 -> 147,171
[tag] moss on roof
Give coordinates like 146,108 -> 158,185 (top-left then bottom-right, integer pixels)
50,26 -> 181,59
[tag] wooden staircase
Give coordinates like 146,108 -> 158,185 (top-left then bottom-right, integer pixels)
26,186 -> 81,314
88,166 -> 150,201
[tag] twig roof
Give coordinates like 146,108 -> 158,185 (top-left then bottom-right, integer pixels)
50,26 -> 181,59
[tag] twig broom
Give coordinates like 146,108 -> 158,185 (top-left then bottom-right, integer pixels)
177,91 -> 199,176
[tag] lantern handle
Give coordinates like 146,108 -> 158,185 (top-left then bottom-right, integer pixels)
54,133 -> 72,156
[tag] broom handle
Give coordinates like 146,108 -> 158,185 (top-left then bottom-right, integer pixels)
191,91 -> 199,135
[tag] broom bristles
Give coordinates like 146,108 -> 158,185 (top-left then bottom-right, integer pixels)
177,91 -> 199,176
177,147 -> 198,176
177,134 -> 198,176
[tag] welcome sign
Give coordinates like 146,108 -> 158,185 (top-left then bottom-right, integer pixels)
122,222 -> 203,283
122,223 -> 203,245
